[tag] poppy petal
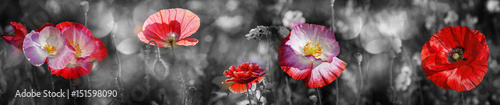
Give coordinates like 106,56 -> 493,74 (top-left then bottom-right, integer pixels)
137,30 -> 169,47
10,22 -> 27,37
51,60 -> 93,79
1,35 -> 24,49
304,57 -> 346,88
286,23 -> 339,62
175,38 -> 198,46
48,45 -> 76,69
228,83 -> 250,93
90,37 -> 107,61
142,8 -> 200,39
279,44 -> 313,80
22,31 -> 49,66
36,23 -> 54,32
56,22 -> 93,37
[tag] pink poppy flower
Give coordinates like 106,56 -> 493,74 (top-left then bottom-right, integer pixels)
23,26 -> 76,69
138,8 -> 200,48
278,23 -> 347,88
50,22 -> 107,79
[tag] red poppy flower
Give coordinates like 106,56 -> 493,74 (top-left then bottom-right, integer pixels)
137,8 -> 200,48
2,22 -> 27,50
2,22 -> 54,50
278,24 -> 347,88
49,22 -> 107,79
222,62 -> 267,93
421,26 -> 489,91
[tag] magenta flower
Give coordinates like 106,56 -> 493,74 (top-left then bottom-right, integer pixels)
23,26 -> 76,69
278,23 -> 347,88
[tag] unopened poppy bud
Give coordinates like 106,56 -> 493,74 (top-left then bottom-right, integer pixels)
355,53 -> 363,63
80,1 -> 89,13
309,95 -> 318,103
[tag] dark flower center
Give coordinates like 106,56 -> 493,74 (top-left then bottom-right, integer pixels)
447,46 -> 467,63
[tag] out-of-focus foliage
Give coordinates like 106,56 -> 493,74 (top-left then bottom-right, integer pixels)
0,0 -> 499,105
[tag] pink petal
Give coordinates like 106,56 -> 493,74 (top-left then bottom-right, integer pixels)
287,23 -> 339,62
48,45 -> 76,69
176,38 -> 198,46
22,31 -> 48,66
51,58 -> 93,79
39,27 -> 66,49
142,8 -> 200,39
305,57 -> 347,88
137,29 -> 169,47
278,44 -> 313,80
60,25 -> 95,57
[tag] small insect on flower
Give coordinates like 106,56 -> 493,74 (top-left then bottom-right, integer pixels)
50,22 -> 107,79
278,23 -> 347,88
137,8 -> 200,48
222,62 -> 267,93
23,26 -> 76,70
421,26 -> 489,91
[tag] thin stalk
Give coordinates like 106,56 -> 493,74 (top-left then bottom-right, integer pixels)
49,66 -> 56,105
462,92 -> 465,105
246,83 -> 252,105
111,22 -> 123,103
330,0 -> 335,32
336,80 -> 339,105
316,88 -> 322,105
285,77 -> 292,105
389,56 -> 395,103
356,62 -> 363,105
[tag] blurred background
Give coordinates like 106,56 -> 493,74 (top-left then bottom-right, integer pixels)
1,0 -> 500,105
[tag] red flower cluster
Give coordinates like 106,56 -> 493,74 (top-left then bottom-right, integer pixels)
222,62 -> 267,93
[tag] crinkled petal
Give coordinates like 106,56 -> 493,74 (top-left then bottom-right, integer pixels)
48,45 -> 76,69
279,43 -> 313,80
39,27 -> 66,49
304,57 -> 347,88
60,24 -> 95,57
11,22 -> 27,37
56,22 -> 93,37
176,38 -> 198,46
23,31 -> 48,66
51,58 -> 93,79
228,83 -> 250,93
286,23 -> 339,62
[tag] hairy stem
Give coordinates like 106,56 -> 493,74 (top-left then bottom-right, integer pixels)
111,22 -> 123,103
317,88 -> 322,105
246,83 -> 252,105
336,80 -> 339,105
285,77 -> 292,105
356,62 -> 363,105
